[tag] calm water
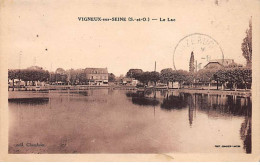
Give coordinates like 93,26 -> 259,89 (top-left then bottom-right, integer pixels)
8,89 -> 251,153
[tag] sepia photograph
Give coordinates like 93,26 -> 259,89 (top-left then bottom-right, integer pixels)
1,0 -> 260,162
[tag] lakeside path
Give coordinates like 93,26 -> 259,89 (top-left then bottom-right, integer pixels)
8,86 -> 251,99
172,88 -> 251,97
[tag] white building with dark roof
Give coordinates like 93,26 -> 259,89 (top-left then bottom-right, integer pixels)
204,59 -> 235,70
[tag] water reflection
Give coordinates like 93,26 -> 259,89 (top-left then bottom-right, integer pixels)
126,90 -> 251,117
240,116 -> 251,154
188,95 -> 195,126
77,91 -> 89,96
9,89 -> 252,154
193,94 -> 252,116
126,91 -> 159,106
160,93 -> 189,110
126,90 -> 252,153
131,97 -> 159,106
8,98 -> 49,105
126,91 -> 145,98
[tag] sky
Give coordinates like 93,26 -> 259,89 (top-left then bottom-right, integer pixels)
3,0 -> 255,76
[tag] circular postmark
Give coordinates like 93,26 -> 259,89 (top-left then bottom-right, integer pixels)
173,33 -> 224,71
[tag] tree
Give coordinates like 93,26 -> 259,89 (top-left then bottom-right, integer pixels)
196,69 -> 217,84
8,69 -> 19,90
214,67 -> 252,90
169,70 -> 189,88
66,69 -> 75,85
241,18 -> 252,67
189,51 -> 195,73
54,68 -> 68,84
160,69 -> 190,88
174,70 -> 189,88
126,69 -> 143,79
137,72 -> 150,85
8,68 -> 50,86
185,73 -> 195,87
196,69 -> 217,89
214,69 -> 228,90
241,67 -> 252,89
70,69 -> 85,85
20,69 -> 31,86
8,69 -> 18,80
149,71 -> 160,85
25,69 -> 49,85
56,68 -> 66,74
160,68 -> 173,86
136,72 -> 149,85
40,70 -> 50,82
108,73 -> 116,82
135,71 -> 159,86
65,69 -> 84,85
77,72 -> 86,84
49,72 -> 56,84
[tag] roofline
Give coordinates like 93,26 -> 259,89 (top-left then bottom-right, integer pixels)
204,61 -> 223,68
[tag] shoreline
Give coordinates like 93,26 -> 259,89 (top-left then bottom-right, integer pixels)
176,88 -> 251,97
8,85 -> 251,99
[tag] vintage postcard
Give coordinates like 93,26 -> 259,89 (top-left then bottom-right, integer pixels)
0,0 -> 260,162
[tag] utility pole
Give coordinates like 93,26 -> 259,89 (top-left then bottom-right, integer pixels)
206,55 -> 210,62
195,60 -> 198,88
68,59 -> 72,86
18,51 -> 22,90
50,63 -> 53,85
195,60 -> 197,72
154,61 -> 157,98
154,61 -> 156,72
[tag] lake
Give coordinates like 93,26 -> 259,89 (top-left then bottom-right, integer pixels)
8,89 -> 251,154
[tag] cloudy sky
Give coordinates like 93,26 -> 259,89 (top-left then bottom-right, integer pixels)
3,0 -> 255,76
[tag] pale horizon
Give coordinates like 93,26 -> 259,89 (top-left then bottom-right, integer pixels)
5,0 -> 252,76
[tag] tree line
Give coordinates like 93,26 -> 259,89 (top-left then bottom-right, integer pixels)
8,69 -> 50,86
8,68 -> 116,86
8,65 -> 252,90
126,66 -> 252,90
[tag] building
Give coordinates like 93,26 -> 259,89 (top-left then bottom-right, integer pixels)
204,59 -> 234,70
84,68 -> 108,86
121,77 -> 138,86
